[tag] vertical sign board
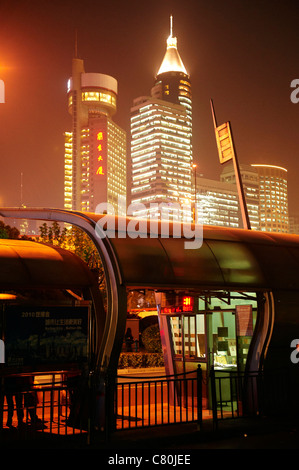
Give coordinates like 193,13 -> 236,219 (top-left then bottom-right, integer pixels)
4,305 -> 89,367
210,99 -> 251,230
215,121 -> 234,164
93,119 -> 108,208
236,305 -> 253,336
95,128 -> 107,177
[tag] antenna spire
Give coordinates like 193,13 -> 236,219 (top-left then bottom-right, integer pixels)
20,172 -> 23,207
170,15 -> 173,37
74,29 -> 78,58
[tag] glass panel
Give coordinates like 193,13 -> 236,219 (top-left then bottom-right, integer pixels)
212,311 -> 237,369
184,316 -> 196,358
170,314 -> 206,360
170,317 -> 182,355
196,314 -> 206,358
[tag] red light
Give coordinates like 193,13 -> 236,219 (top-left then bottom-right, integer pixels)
182,296 -> 193,312
183,296 -> 192,306
161,296 -> 194,314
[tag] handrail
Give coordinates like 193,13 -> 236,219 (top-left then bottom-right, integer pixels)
116,368 -> 200,381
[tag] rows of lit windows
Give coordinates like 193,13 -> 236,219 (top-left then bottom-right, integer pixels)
131,104 -> 191,122
132,121 -> 190,135
131,127 -> 190,144
106,120 -> 127,215
130,97 -> 192,221
131,112 -> 190,128
81,91 -> 116,106
64,132 -> 73,208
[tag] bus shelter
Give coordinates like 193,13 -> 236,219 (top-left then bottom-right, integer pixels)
1,208 -> 299,417
0,238 -> 105,373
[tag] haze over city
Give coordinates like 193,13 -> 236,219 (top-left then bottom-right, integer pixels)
0,0 -> 298,214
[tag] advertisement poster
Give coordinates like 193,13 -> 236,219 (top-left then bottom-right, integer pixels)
4,305 -> 89,367
236,305 -> 253,337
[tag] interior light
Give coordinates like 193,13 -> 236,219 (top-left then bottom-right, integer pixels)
0,294 -> 17,300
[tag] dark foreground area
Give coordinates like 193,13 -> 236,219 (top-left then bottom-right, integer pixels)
1,415 -> 299,453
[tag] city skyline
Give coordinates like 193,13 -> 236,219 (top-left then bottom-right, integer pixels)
0,0 -> 299,216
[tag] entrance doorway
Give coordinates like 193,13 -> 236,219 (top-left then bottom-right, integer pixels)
158,291 -> 259,409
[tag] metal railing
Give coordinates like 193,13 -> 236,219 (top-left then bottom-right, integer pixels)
2,366 -> 298,444
113,366 -> 202,431
0,373 -> 89,444
209,366 -> 299,429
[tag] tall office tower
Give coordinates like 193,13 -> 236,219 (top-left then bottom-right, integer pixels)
130,18 -> 193,221
64,55 -> 126,214
196,177 -> 239,228
251,164 -> 289,233
220,163 -> 260,230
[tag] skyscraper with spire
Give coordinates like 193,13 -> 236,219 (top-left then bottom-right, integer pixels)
64,48 -> 126,214
130,17 -> 193,221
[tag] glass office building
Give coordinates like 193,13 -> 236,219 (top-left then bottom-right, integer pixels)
196,177 -> 240,228
251,164 -> 289,233
220,163 -> 260,230
130,18 -> 192,222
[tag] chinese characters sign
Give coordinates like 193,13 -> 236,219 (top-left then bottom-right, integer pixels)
161,296 -> 194,314
4,306 -> 89,367
95,129 -> 107,177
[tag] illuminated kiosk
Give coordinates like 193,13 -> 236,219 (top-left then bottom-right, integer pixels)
2,208 -> 299,418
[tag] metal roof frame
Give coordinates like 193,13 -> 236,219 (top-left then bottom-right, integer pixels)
2,207 -> 299,374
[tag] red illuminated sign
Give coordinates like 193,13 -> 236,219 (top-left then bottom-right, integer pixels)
95,130 -> 106,176
161,296 -> 194,314
182,296 -> 192,309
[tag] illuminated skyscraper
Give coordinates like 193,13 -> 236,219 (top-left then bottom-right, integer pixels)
130,17 -> 192,221
220,163 -> 260,230
251,164 -> 289,233
64,55 -> 126,214
196,177 -> 239,228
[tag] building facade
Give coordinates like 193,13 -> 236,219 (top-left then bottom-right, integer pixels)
130,18 -> 193,222
220,163 -> 260,230
196,177 -> 239,228
251,164 -> 289,233
289,213 -> 299,234
64,56 -> 126,214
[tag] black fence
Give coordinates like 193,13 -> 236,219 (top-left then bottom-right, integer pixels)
1,366 -> 298,445
0,373 -> 90,446
209,366 -> 299,429
113,366 -> 203,432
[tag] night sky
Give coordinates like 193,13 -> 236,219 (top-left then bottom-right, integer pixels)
0,0 -> 298,215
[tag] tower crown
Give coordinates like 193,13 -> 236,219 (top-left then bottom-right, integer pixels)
157,16 -> 188,76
